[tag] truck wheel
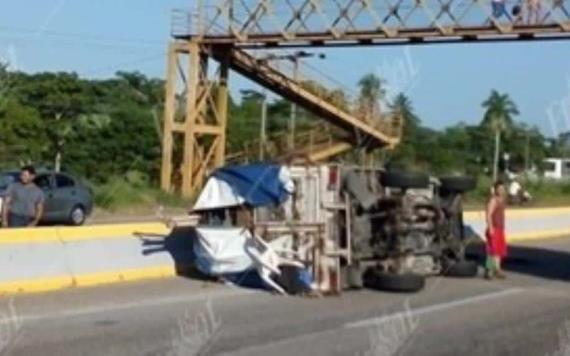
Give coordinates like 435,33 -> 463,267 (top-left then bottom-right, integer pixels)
443,260 -> 478,278
342,265 -> 364,290
439,176 -> 477,193
363,268 -> 426,293
381,171 -> 430,189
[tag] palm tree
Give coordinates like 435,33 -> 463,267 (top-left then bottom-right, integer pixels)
481,90 -> 520,181
357,73 -> 386,121
389,93 -> 420,137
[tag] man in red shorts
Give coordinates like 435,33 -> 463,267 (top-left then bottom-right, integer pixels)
485,180 -> 507,279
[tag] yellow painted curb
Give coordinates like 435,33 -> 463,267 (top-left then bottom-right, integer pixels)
464,207 -> 570,220
57,223 -> 170,242
0,227 -> 61,244
508,228 -> 570,242
0,265 -> 177,296
0,223 -> 170,245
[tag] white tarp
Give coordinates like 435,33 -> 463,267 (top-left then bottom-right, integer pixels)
192,166 -> 295,211
278,166 -> 296,194
193,227 -> 295,276
193,227 -> 253,275
193,177 -> 245,211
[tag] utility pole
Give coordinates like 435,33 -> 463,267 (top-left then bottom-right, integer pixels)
525,130 -> 531,173
259,89 -> 268,160
257,51 -> 326,151
228,0 -> 234,34
493,129 -> 501,182
290,58 -> 299,150
197,0 -> 204,35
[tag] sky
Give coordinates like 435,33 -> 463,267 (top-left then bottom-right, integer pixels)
1,0 -> 569,137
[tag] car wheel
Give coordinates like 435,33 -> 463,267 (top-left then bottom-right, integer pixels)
443,260 -> 478,278
69,205 -> 86,226
363,268 -> 426,293
381,171 -> 430,189
439,176 -> 477,193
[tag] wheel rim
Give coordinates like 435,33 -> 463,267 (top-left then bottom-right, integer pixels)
72,208 -> 84,224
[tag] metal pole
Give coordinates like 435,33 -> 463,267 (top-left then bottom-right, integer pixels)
160,44 -> 178,193
228,0 -> 234,34
525,131 -> 530,173
197,0 -> 204,36
215,51 -> 230,167
493,129 -> 501,182
290,58 -> 299,150
260,89 -> 268,160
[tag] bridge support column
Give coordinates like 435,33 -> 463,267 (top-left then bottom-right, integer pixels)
160,41 -> 230,198
160,43 -> 177,193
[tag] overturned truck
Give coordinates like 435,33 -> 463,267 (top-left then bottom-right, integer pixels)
191,163 -> 478,294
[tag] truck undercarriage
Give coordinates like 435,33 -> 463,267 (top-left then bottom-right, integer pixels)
342,169 -> 478,292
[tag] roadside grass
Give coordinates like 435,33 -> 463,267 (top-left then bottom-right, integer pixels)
90,172 -> 570,215
91,172 -> 191,213
465,175 -> 570,210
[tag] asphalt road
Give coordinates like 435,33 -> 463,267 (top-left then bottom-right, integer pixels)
3,238 -> 570,356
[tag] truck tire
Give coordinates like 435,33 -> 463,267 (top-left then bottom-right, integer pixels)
342,265 -> 364,290
443,260 -> 478,278
439,176 -> 477,193
381,171 -> 430,189
363,268 -> 426,293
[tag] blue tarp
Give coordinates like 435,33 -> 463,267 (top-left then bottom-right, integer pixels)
212,163 -> 289,208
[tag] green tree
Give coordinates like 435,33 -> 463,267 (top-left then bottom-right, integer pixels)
0,62 -> 11,112
228,89 -> 265,153
14,72 -> 90,172
390,93 -> 420,136
388,93 -> 420,168
481,90 -> 519,180
0,100 -> 46,169
357,73 -> 386,121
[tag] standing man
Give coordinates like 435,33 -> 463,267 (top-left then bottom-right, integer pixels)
1,166 -> 44,228
526,0 -> 542,24
485,180 -> 507,279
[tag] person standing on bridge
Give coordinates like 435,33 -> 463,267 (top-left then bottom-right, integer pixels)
485,180 -> 508,279
491,0 -> 513,21
1,166 -> 44,228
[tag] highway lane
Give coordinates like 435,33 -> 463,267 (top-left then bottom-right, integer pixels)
3,238 -> 570,356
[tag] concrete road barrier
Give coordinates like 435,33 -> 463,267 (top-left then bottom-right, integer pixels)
465,207 -> 570,242
0,207 -> 568,295
0,223 -> 183,295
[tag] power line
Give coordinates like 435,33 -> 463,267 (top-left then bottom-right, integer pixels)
81,52 -> 167,77
0,25 -> 165,47
0,35 -> 164,54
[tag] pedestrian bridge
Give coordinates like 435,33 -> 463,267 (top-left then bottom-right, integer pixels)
172,0 -> 570,47
161,0 -> 570,196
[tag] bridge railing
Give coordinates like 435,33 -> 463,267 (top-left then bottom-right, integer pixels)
226,122 -> 341,164
249,49 -> 404,141
226,108 -> 403,165
172,0 -> 570,41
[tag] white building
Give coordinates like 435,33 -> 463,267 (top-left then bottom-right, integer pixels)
543,158 -> 570,180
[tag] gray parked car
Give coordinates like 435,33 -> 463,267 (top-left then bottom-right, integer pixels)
0,171 -> 94,226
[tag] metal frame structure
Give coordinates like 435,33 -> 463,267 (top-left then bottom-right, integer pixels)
172,0 -> 570,46
161,42 -> 229,196
163,0 -> 570,197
